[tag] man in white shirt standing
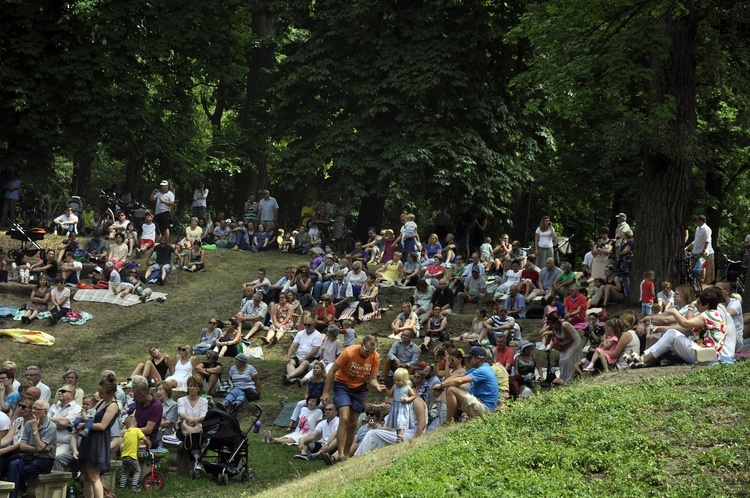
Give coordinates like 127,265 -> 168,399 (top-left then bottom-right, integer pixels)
151,180 -> 175,239
614,213 -> 630,255
258,189 -> 279,232
685,214 -> 714,284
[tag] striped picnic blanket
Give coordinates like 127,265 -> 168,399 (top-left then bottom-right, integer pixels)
73,289 -> 167,307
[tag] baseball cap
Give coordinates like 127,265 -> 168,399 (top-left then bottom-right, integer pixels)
235,353 -> 248,363
616,212 -> 627,220
416,361 -> 429,371
160,180 -> 169,186
105,261 -> 114,268
463,346 -> 487,358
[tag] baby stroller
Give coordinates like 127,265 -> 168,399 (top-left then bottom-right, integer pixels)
6,220 -> 45,259
191,405 -> 262,486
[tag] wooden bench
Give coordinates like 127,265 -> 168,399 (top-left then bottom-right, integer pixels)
0,482 -> 14,498
25,470 -> 71,498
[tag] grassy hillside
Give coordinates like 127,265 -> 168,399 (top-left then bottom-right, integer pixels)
260,362 -> 750,498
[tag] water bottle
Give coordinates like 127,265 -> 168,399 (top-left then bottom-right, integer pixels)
253,420 -> 261,433
68,483 -> 76,498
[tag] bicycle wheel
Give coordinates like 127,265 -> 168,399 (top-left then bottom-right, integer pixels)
688,275 -> 703,296
142,470 -> 165,490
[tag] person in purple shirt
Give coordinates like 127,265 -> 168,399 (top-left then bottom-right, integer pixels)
131,376 -> 163,445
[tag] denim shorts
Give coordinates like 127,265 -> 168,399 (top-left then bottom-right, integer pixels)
332,381 -> 367,413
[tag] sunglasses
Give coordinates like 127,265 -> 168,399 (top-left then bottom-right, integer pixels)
58,389 -> 72,394
19,405 -> 31,409
209,321 -> 217,325
178,348 -> 188,352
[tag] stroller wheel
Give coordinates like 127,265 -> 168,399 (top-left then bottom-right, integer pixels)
190,468 -> 202,480
218,470 -> 229,486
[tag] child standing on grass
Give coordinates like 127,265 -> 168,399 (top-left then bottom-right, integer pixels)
640,270 -> 656,316
119,416 -> 150,492
385,368 -> 417,443
341,319 -> 356,347
583,319 -> 621,373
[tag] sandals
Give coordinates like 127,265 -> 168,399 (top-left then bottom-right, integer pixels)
260,337 -> 270,345
396,436 -> 403,443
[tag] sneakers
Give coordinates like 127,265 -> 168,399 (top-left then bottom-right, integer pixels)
194,462 -> 203,471
241,338 -> 251,345
294,452 -> 308,460
261,430 -> 272,444
582,364 -> 595,372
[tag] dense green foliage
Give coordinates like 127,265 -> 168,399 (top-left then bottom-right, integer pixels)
3,0 -> 750,275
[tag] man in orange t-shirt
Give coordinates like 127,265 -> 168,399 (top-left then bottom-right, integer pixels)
321,335 -> 386,461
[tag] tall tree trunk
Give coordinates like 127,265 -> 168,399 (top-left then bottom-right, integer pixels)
630,9 -> 700,302
235,8 -> 276,217
125,153 -> 144,203
71,149 -> 93,200
705,171 -> 723,253
353,193 -> 386,242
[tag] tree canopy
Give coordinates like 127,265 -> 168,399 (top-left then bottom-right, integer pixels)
2,0 -> 750,284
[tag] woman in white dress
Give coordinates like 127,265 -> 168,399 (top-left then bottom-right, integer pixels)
535,216 -> 556,263
165,345 -> 198,389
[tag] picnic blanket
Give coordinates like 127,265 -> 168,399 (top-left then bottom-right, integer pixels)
0,328 -> 55,346
274,401 -> 297,427
244,346 -> 264,360
73,289 -> 167,307
11,309 -> 93,326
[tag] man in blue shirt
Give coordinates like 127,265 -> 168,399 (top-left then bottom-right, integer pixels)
431,346 -> 498,424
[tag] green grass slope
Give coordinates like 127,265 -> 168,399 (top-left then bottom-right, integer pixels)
262,362 -> 750,498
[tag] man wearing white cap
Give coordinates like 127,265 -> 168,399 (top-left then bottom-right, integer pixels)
151,180 -> 175,239
614,213 -> 631,255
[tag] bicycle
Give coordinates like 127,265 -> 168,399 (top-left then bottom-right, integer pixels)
682,251 -> 703,296
724,258 -> 746,295
141,449 -> 167,491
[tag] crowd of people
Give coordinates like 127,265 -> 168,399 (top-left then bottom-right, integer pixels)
2,184 -> 749,491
